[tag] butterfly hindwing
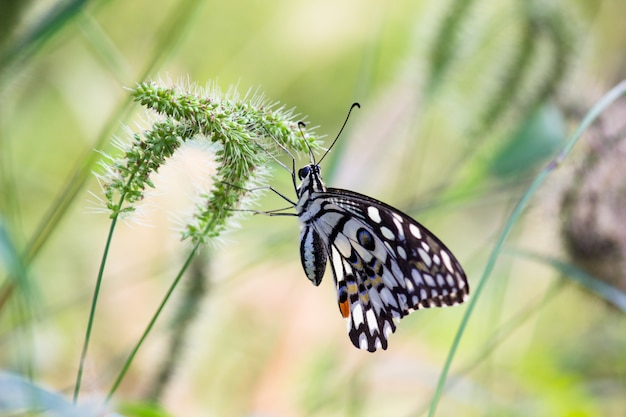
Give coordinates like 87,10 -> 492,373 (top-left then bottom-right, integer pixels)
312,188 -> 468,352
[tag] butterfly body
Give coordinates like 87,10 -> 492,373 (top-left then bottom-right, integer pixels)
294,163 -> 468,352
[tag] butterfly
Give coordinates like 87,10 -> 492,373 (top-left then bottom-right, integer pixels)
270,104 -> 469,352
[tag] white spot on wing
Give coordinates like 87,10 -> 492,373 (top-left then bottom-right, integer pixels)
331,247 -> 345,281
381,270 -> 397,289
441,250 -> 454,272
423,274 -> 435,287
458,277 -> 466,289
380,287 -> 397,308
367,287 -> 386,313
366,308 -> 378,334
393,217 -> 405,240
383,320 -> 393,338
342,259 -> 352,274
380,226 -> 395,240
334,233 -> 352,258
397,246 -> 407,260
418,248 -> 432,267
318,211 -> 343,232
398,293 -> 409,309
390,261 -> 403,282
359,334 -> 368,350
437,274 -> 445,286
409,223 -> 422,239
367,206 -> 382,223
411,269 -> 424,286
446,274 -> 456,287
352,303 -> 364,327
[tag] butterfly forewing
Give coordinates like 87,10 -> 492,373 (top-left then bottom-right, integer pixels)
295,164 -> 469,352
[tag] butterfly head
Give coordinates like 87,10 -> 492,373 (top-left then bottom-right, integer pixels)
296,163 -> 327,199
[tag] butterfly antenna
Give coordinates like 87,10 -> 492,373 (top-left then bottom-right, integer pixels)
318,102 -> 360,165
298,121 -> 316,164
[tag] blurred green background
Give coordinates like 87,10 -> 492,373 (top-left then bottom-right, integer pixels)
1,0 -> 626,416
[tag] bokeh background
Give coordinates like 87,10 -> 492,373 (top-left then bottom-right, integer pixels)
1,0 -> 626,416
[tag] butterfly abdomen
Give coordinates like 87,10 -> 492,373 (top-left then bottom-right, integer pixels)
299,226 -> 327,286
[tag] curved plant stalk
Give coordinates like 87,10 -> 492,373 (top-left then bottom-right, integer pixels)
426,80 -> 626,417
73,81 -> 318,403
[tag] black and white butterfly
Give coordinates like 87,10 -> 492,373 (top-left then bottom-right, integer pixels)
269,104 -> 469,352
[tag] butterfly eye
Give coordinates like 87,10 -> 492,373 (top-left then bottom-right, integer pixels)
298,166 -> 310,180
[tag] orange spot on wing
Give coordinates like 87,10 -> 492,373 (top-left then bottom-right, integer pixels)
339,299 -> 350,318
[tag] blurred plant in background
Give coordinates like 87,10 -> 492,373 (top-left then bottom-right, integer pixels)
1,0 -> 625,417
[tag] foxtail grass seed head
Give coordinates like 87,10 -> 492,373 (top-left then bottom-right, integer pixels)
97,80 -> 318,245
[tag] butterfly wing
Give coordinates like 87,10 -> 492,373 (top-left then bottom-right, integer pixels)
313,188 -> 469,352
